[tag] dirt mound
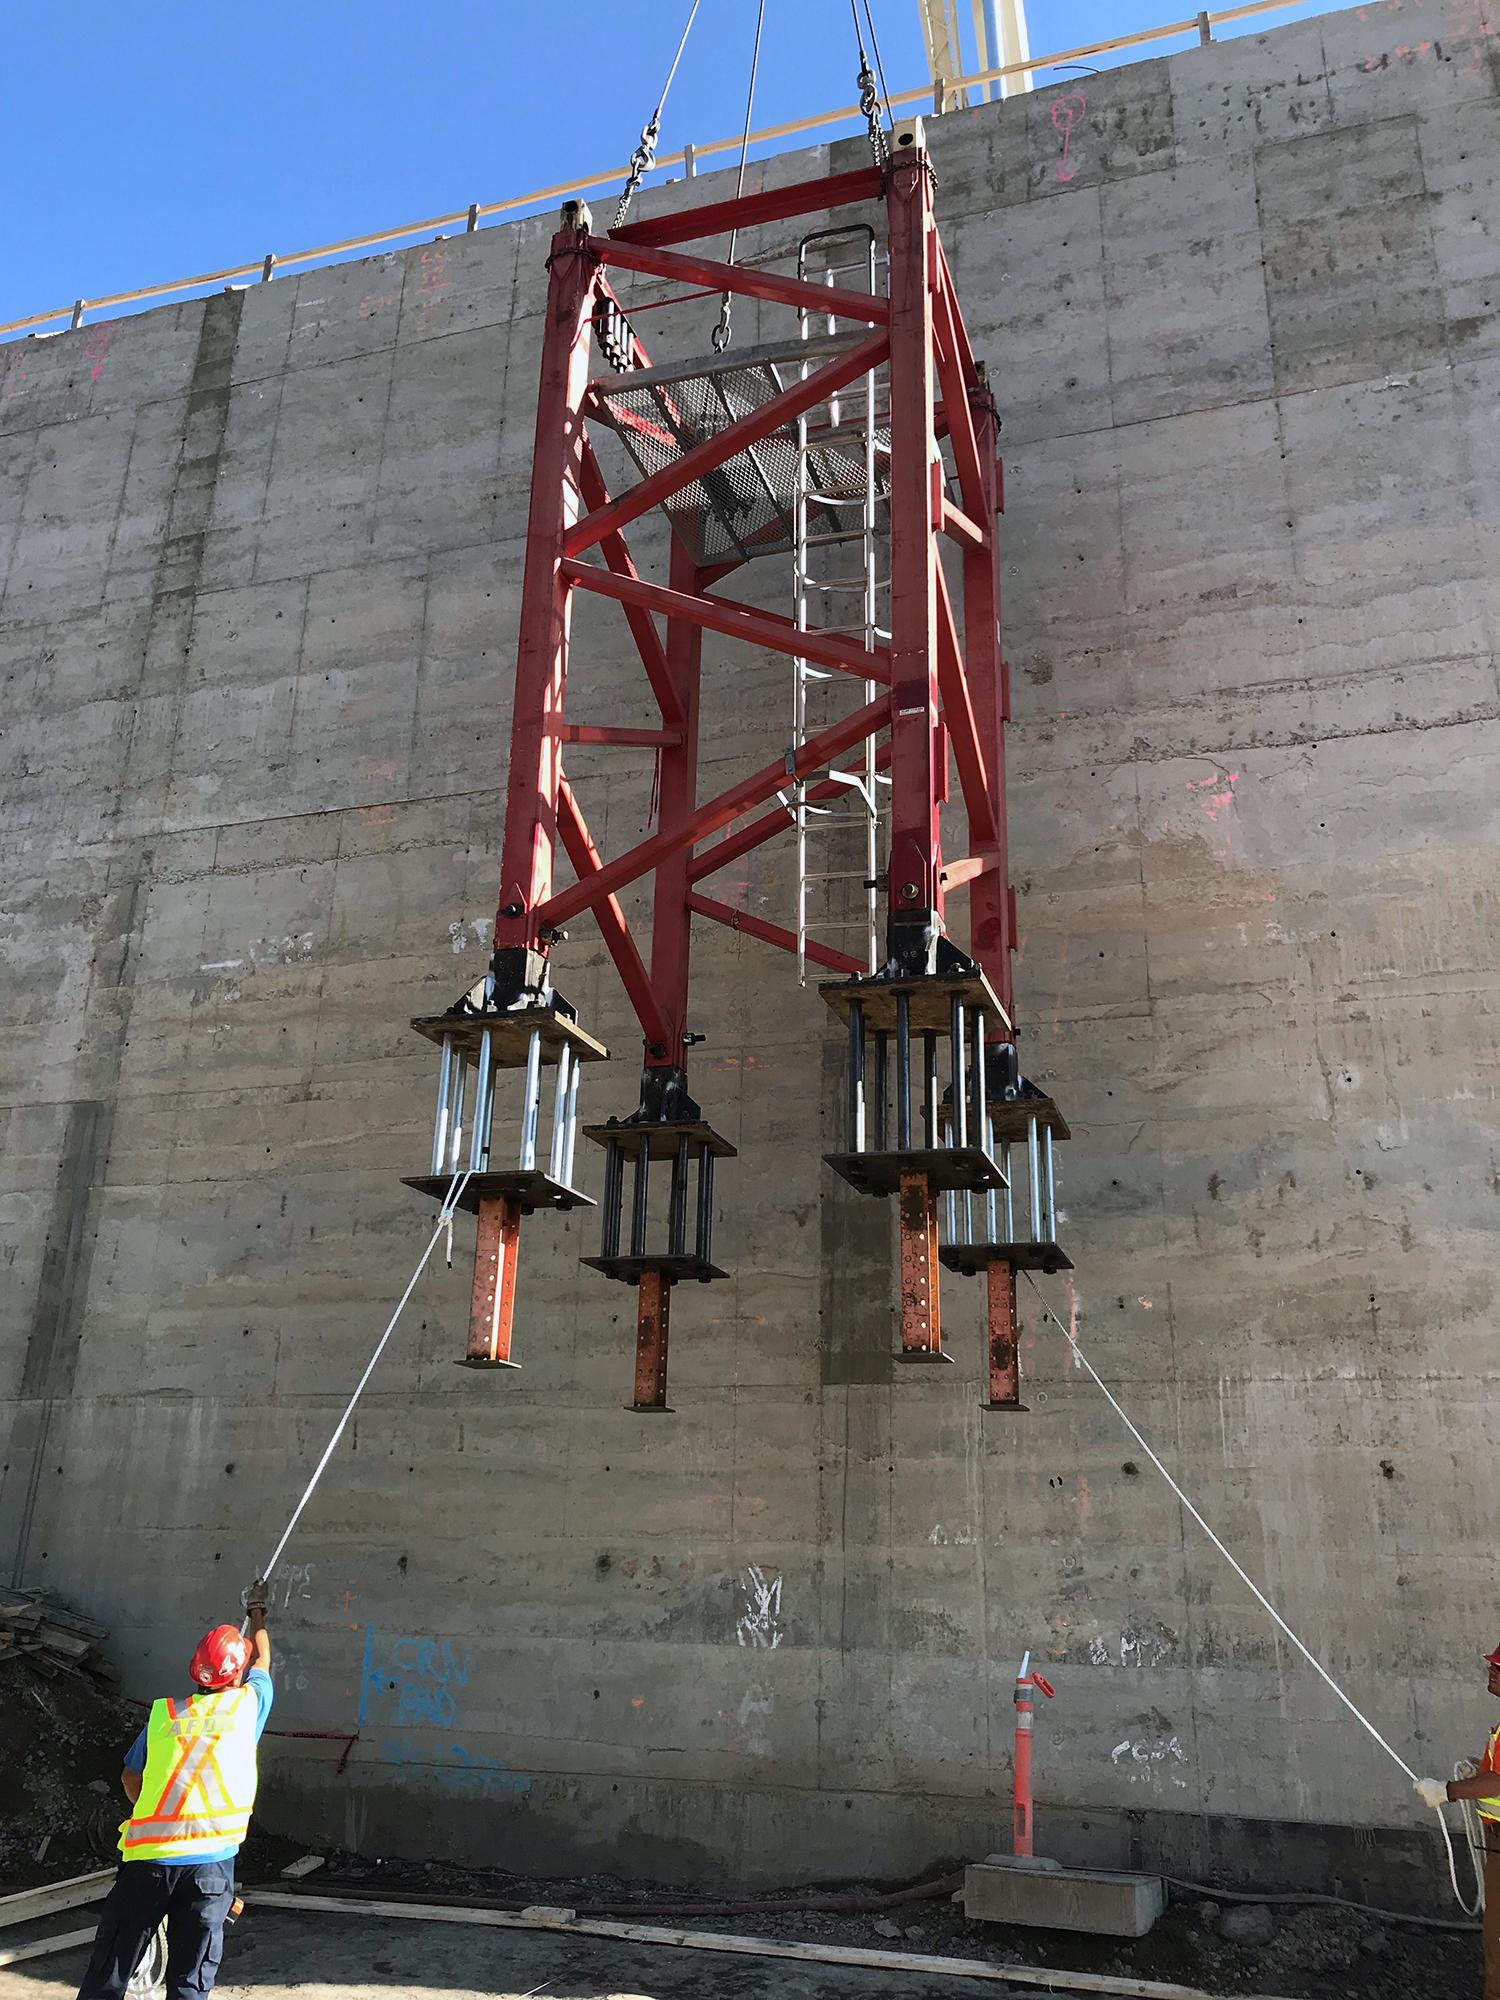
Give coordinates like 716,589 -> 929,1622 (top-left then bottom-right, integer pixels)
0,1597 -> 140,1890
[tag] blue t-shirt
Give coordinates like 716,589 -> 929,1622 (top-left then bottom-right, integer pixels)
123,1668 -> 275,1865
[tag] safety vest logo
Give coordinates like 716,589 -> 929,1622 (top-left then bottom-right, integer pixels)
120,1687 -> 259,1861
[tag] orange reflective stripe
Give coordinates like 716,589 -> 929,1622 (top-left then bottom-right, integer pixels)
121,1817 -> 249,1849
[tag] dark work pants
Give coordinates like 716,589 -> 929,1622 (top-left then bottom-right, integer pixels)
76,1859 -> 235,2000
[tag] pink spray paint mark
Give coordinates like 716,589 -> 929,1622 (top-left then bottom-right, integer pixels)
83,321 -> 117,383
1051,94 -> 1089,184
1061,1272 -> 1080,1376
1186,770 -> 1239,825
413,244 -> 454,336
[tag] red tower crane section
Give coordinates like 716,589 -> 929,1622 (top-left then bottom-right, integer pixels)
405,123 -> 1071,1411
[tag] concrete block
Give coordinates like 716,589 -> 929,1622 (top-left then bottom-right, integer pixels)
1024,62 -> 1176,200
1168,21 -> 1334,161
372,322 -> 508,560
1421,98 -> 1500,361
1102,162 -> 1272,424
951,189 -> 1112,447
396,230 -> 518,348
251,348 -> 394,582
1257,118 -> 1445,394
1320,1 -> 1499,125
284,255 -> 404,375
2,408 -> 137,618
964,1855 -> 1166,1936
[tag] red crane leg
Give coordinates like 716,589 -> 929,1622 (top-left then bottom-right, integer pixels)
492,221 -> 599,951
897,1171 -> 943,1359
633,1270 -> 673,1410
467,1196 -> 522,1366
647,539 -> 705,1069
884,145 -> 944,962
964,394 -> 1015,1013
987,1260 -> 1022,1408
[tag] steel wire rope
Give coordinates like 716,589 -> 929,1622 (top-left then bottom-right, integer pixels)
857,0 -> 896,133
1020,1270 -> 1484,1916
848,1 -> 889,161
245,1168 -> 476,1605
710,0 -> 769,353
614,0 -> 705,229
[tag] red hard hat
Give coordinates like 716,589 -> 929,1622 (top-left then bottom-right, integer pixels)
1484,1644 -> 1500,1669
189,1625 -> 252,1690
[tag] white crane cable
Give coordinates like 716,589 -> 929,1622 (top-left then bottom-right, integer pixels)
613,0 -> 705,229
249,1169 -> 475,1598
1022,1271 -> 1483,1916
710,0 -> 769,352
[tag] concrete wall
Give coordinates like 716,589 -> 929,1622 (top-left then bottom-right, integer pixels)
2,0 -> 1498,1899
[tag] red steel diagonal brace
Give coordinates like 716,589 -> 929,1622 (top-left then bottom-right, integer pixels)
564,334 -> 889,557
591,236 -> 889,329
536,692 -> 888,934
556,777 -> 672,1054
562,560 -> 891,686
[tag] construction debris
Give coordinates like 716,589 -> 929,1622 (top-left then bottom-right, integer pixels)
0,1591 -> 114,1686
0,1594 -> 135,1890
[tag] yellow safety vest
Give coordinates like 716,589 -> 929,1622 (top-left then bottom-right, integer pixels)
119,1686 -> 259,1862
1480,1724 -> 1500,1827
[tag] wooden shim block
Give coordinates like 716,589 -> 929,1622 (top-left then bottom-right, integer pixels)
249,1889 -> 1304,2000
35,1626 -> 94,1660
0,1870 -> 114,1931
0,1926 -> 98,1968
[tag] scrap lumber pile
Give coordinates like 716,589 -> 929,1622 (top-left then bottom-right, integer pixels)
0,1590 -> 114,1686
0,1591 -> 134,1890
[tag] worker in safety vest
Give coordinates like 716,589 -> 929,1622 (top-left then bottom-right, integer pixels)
75,1593 -> 274,2000
1415,1640 -> 1500,1998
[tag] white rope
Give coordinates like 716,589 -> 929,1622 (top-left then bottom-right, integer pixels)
1021,1272 -> 1496,1914
1449,1758 -> 1486,1918
1021,1274 -> 1416,1778
250,1169 -> 475,1596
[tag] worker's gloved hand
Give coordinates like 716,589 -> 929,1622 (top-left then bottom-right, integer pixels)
242,1578 -> 269,1619
1414,1777 -> 1450,1810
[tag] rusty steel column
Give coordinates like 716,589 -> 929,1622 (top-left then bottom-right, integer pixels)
986,1258 -> 1022,1407
632,1270 -> 673,1409
897,1169 -> 942,1358
467,1195 -> 521,1365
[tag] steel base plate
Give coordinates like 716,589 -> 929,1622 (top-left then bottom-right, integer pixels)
403,1172 -> 595,1217
895,1349 -> 956,1365
940,1241 -> 1075,1276
823,1146 -> 1004,1196
454,1358 -> 523,1371
582,1254 -> 729,1284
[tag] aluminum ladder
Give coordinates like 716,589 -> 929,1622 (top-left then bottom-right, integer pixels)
789,224 -> 890,985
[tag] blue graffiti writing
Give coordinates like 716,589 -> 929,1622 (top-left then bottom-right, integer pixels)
375,1737 -> 532,1800
358,1629 -> 476,1734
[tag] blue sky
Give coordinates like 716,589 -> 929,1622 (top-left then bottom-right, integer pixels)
2,2 -> 1311,330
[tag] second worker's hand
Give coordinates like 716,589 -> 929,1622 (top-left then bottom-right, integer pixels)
1414,1777 -> 1451,1811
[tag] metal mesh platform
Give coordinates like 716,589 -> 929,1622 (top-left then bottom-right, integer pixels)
592,331 -> 889,567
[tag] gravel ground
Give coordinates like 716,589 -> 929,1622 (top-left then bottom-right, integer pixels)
283,1851 -> 1483,1999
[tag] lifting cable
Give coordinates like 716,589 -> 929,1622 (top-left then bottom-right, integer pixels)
1021,1271 -> 1484,1918
244,1169 -> 475,1608
849,0 -> 893,163
709,0 -> 768,354
614,0 -> 705,230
